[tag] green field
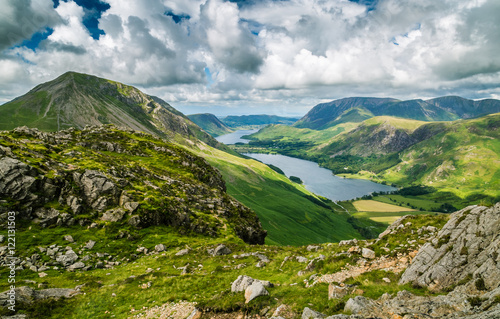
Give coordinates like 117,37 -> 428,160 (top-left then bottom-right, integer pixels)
352,200 -> 417,213
352,210 -> 435,224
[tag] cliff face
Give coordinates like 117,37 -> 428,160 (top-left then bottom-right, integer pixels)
343,203 -> 500,319
400,203 -> 500,291
0,125 -> 266,245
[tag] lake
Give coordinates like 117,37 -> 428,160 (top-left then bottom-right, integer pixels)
215,129 -> 258,144
243,153 -> 396,201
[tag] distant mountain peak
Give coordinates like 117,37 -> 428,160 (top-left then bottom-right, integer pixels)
295,96 -> 500,129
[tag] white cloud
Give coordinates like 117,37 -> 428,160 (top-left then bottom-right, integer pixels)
0,0 -> 499,116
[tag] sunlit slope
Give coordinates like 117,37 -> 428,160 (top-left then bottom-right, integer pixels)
190,145 -> 362,246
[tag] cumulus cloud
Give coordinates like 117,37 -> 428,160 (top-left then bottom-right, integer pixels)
0,0 -> 62,50
0,0 -> 499,115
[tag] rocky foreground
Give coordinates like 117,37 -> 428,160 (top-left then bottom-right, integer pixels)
1,203 -> 498,318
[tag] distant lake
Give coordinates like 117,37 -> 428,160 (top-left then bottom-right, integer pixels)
244,153 -> 396,201
215,129 -> 258,144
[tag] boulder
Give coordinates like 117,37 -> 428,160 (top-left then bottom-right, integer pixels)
68,262 -> 85,270
56,250 -> 78,267
302,307 -> 326,319
101,208 -> 126,222
84,240 -> 96,250
361,248 -> 375,259
64,235 -> 74,243
175,248 -> 190,256
244,281 -> 269,303
212,244 -> 231,256
155,244 -> 166,252
0,286 -> 79,306
400,203 -> 500,291
231,275 -> 273,293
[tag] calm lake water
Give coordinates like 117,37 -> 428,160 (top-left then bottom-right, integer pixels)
243,153 -> 396,201
215,129 -> 258,144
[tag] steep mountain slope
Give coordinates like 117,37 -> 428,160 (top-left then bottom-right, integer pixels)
294,97 -> 396,129
0,72 -> 368,246
0,125 -> 266,244
295,96 -> 500,129
222,114 -> 300,128
0,71 -> 219,147
187,113 -> 233,137
427,96 -> 500,119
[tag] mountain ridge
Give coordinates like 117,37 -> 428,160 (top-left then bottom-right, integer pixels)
295,96 -> 500,129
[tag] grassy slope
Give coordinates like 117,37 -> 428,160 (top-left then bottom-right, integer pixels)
187,114 -> 234,137
189,144 -> 362,246
381,114 -> 500,197
0,214 -> 449,319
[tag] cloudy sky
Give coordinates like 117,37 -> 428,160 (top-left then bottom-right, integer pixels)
1,0 -> 500,116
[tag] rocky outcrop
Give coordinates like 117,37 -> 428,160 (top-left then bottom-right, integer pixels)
0,286 -> 79,306
0,126 -> 266,244
231,275 -> 273,293
400,204 -> 500,291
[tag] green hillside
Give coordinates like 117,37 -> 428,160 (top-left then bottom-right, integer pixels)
294,96 -> 500,130
188,113 -> 233,137
243,114 -> 500,201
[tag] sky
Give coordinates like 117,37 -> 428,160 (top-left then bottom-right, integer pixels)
1,0 -> 500,116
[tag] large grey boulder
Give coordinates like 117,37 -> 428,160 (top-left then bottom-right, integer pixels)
400,203 -> 500,291
231,275 -> 273,293
0,286 -> 79,306
302,307 -> 326,319
56,250 -> 78,267
0,157 -> 38,203
244,281 -> 269,303
73,170 -> 118,210
101,208 -> 126,222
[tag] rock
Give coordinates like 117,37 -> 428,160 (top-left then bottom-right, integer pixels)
68,262 -> 85,270
128,215 -> 141,227
0,286 -> 79,306
382,277 -> 391,283
212,244 -> 231,256
296,256 -> 308,263
307,245 -> 320,251
73,170 -> 118,209
0,157 -> 38,205
328,284 -> 351,299
39,272 -> 48,278
231,275 -> 273,293
244,281 -> 269,303
85,240 -> 96,250
339,239 -> 358,246
344,296 -> 377,315
302,307 -> 326,319
175,248 -> 190,256
400,203 -> 500,291
124,201 -> 140,213
377,215 -> 413,239
56,250 -> 78,267
64,235 -> 74,243
361,248 -> 375,259
101,208 -> 126,222
155,244 -> 166,252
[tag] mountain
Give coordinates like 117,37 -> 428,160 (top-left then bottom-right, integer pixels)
221,114 -> 300,128
187,113 -> 233,137
295,96 -> 500,129
0,71 -> 219,147
0,72 -> 372,246
246,113 -> 500,199
294,97 -> 397,129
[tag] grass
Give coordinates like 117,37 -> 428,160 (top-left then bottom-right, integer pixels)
0,213 -> 450,319
352,200 -> 417,213
189,144 -> 363,246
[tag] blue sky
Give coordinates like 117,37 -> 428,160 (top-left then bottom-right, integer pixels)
1,0 -> 500,116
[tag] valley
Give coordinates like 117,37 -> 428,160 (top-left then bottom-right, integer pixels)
0,73 -> 499,319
